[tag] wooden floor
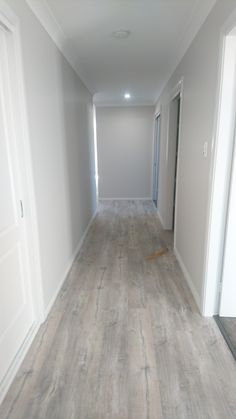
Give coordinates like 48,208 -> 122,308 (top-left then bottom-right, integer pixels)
1,200 -> 236,419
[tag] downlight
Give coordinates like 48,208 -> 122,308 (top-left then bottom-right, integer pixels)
112,30 -> 131,39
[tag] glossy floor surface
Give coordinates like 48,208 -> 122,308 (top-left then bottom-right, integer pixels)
1,200 -> 236,419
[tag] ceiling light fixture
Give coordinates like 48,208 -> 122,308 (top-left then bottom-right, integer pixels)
124,93 -> 131,99
112,30 -> 131,40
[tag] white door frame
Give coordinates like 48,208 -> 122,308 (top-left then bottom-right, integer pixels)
0,1 -> 44,402
167,78 -> 184,248
203,8 -> 236,316
152,111 -> 161,206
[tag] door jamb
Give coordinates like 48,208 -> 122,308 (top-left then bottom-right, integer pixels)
203,8 -> 236,316
152,110 -> 161,206
167,78 -> 184,248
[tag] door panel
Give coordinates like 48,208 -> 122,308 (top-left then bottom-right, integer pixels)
0,28 -> 34,384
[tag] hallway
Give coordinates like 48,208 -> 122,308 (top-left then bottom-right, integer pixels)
1,201 -> 236,419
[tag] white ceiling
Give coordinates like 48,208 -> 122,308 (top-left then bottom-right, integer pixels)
27,0 -> 216,106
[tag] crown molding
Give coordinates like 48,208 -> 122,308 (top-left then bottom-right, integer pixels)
25,0 -> 95,95
26,0 -> 216,105
174,0 -> 217,68
155,0 -> 217,103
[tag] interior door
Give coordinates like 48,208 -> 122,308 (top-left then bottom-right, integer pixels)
152,115 -> 160,207
219,135 -> 236,317
0,28 -> 34,384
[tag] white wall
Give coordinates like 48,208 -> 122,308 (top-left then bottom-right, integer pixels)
8,0 -> 97,313
155,0 -> 236,311
96,106 -> 154,199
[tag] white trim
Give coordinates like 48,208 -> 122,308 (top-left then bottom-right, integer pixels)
154,104 -> 162,119
43,211 -> 97,320
170,78 -> 184,101
155,1 -> 216,104
25,0 -> 95,95
99,198 -> 152,201
173,79 -> 184,252
0,321 -> 40,405
174,246 -> 202,313
166,79 -> 184,164
203,8 -> 236,316
164,78 -> 184,235
157,210 -> 166,229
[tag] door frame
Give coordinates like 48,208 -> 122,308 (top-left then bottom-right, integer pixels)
152,112 -> 161,207
167,78 -> 184,248
0,0 -> 44,402
203,8 -> 236,316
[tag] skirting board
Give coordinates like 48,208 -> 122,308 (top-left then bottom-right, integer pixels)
0,321 -> 40,405
43,210 -> 97,321
174,246 -> 202,314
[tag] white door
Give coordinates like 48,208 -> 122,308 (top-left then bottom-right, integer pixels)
219,136 -> 236,317
0,28 -> 34,383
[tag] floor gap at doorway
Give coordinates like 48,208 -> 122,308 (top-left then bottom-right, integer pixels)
214,316 -> 236,361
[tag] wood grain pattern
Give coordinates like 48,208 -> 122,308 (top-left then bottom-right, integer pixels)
1,200 -> 236,418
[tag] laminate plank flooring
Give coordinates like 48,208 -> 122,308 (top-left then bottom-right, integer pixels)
1,200 -> 236,419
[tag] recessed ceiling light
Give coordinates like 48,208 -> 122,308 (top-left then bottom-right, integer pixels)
112,30 -> 131,40
124,93 -> 131,99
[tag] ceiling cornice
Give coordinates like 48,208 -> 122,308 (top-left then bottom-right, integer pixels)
26,0 -> 96,95
26,0 -> 216,105
155,0 -> 217,103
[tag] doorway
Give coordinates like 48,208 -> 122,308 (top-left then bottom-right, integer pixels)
215,117 -> 236,359
167,92 -> 181,231
152,114 -> 161,207
172,95 -> 181,230
203,21 -> 236,357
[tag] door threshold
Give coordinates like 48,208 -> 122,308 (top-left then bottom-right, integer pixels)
214,315 -> 236,361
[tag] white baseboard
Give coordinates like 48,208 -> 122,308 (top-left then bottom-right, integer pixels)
43,210 -> 97,320
174,246 -> 202,313
99,197 -> 152,201
0,321 -> 40,405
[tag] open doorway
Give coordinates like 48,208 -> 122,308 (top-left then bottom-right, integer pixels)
215,121 -> 236,359
152,114 -> 161,207
204,22 -> 236,358
167,92 -> 181,231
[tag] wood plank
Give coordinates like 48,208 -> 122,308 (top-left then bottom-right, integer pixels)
1,200 -> 236,418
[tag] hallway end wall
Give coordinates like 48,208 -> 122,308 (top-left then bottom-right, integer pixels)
96,106 -> 155,199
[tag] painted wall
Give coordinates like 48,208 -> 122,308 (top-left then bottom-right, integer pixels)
8,0 -> 97,313
155,0 -> 236,311
96,106 -> 154,199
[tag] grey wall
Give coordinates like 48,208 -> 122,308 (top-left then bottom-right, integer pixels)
8,0 -> 97,312
96,106 -> 154,199
155,0 -> 236,310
